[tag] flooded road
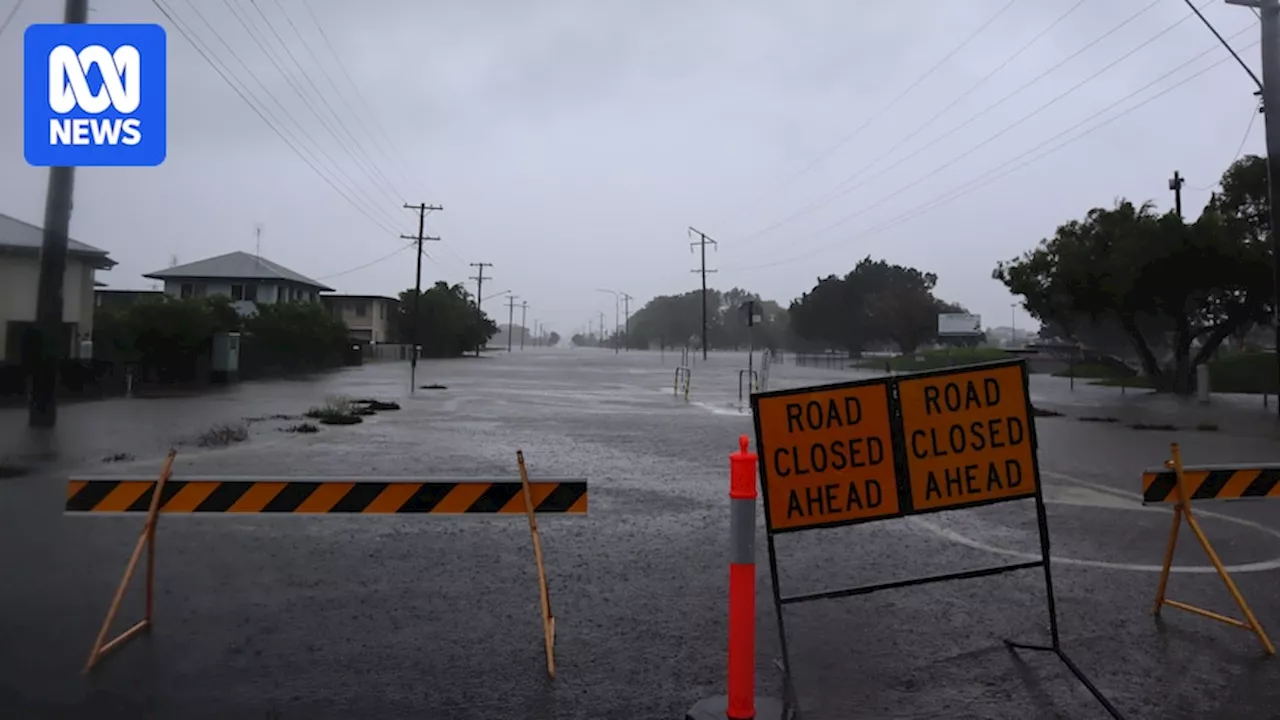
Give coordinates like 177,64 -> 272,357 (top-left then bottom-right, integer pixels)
2,349 -> 1279,719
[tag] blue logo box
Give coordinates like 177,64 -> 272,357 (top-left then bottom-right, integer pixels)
24,23 -> 167,167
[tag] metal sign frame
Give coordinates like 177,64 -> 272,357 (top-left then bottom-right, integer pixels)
749,359 -> 1122,719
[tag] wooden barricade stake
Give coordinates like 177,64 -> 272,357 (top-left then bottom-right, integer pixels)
1152,443 -> 1275,655
84,449 -> 177,673
516,450 -> 556,679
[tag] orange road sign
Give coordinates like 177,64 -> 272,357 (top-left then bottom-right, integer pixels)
896,363 -> 1037,513
752,378 -> 901,532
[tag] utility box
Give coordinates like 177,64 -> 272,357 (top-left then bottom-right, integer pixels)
211,332 -> 241,384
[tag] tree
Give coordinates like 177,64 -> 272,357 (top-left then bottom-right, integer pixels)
620,288 -> 790,350
243,300 -> 350,372
546,331 -> 561,347
94,295 -> 241,382
395,282 -> 498,357
854,259 -> 941,354
789,258 -> 957,354
994,187 -> 1273,394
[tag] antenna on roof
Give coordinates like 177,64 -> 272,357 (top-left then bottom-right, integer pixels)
168,254 -> 178,268
254,222 -> 264,260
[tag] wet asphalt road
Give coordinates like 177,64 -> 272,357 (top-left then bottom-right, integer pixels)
2,349 -> 1280,719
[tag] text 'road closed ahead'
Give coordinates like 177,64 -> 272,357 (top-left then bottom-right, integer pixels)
897,364 -> 1037,512
754,383 -> 900,531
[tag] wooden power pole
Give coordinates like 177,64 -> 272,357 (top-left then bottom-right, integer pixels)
402,203 -> 441,391
29,0 -> 90,428
689,227 -> 718,360
469,261 -> 492,357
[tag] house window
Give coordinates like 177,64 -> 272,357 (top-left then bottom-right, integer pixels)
231,284 -> 245,300
244,283 -> 258,302
355,302 -> 368,318
180,283 -> 193,298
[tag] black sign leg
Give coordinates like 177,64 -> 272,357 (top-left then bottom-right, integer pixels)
765,532 -> 799,719
1005,491 -> 1125,719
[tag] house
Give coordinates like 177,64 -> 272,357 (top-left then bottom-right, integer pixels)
143,251 -> 333,315
321,294 -> 399,343
94,288 -> 164,311
0,213 -> 115,363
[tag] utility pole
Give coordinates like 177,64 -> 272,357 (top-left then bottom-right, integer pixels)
689,227 -> 718,360
29,0 -> 90,428
520,301 -> 528,350
533,319 -> 541,347
469,261 -> 492,357
1169,170 -> 1184,220
506,295 -> 519,352
402,203 -> 442,392
621,292 -> 632,351
599,311 -> 606,347
1224,0 -> 1277,416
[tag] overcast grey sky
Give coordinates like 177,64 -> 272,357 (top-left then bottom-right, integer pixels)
0,0 -> 1267,336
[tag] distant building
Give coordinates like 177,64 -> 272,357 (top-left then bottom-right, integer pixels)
321,294 -> 399,343
143,251 -> 333,315
0,213 -> 115,362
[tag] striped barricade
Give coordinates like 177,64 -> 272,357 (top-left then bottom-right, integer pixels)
71,450 -> 587,676
66,477 -> 589,515
1142,444 -> 1274,655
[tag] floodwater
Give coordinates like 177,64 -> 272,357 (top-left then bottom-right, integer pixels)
1,348 -> 1278,719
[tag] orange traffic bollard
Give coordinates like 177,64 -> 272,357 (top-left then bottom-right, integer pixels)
686,436 -> 786,720
727,435 -> 757,718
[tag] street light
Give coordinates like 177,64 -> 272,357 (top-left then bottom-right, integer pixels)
596,288 -> 620,354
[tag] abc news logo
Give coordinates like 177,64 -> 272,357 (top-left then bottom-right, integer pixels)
24,24 -> 167,167
48,44 -> 143,147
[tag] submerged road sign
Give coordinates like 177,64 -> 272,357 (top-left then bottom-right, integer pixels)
753,380 -> 898,531
897,363 -> 1037,513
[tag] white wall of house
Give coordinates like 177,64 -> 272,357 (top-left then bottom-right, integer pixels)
0,255 -> 97,360
160,279 -> 319,306
327,298 -> 395,343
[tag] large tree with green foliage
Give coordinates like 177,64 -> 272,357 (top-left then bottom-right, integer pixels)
789,257 -> 957,355
94,295 -> 241,381
242,300 -> 350,372
994,155 -> 1274,393
396,282 -> 498,357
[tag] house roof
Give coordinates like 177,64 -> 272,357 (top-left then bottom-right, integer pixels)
143,251 -> 333,291
0,213 -> 116,268
321,293 -> 400,303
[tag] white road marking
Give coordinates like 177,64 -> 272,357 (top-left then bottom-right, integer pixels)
907,470 -> 1280,574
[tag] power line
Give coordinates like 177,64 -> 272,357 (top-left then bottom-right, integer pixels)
252,0 -> 408,208
732,0 -> 1091,249
726,35 -> 1258,274
315,242 -> 416,280
719,0 -> 1021,227
1183,0 -> 1262,89
0,0 -> 26,39
298,0 -> 423,197
1189,99 -> 1262,191
151,0 -> 402,237
728,2 -> 1209,262
213,0 -> 405,228
173,0 -> 402,232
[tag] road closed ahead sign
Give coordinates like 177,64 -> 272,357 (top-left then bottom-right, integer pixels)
752,380 -> 900,532
896,363 -> 1037,512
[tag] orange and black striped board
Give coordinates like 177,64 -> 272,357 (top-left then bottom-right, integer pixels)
1142,465 -> 1280,504
65,477 -> 589,515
